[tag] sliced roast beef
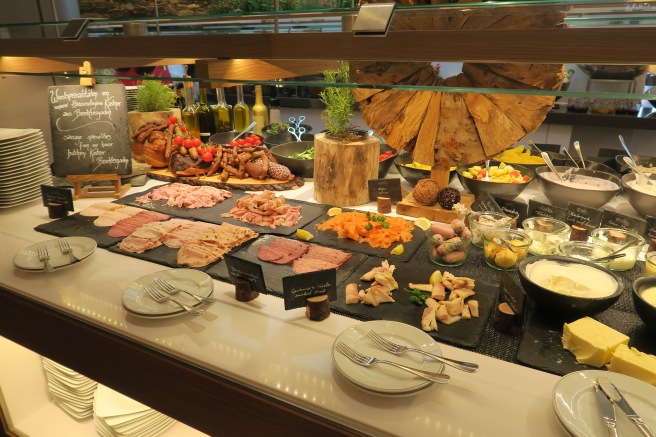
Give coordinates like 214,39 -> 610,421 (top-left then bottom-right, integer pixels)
292,257 -> 339,274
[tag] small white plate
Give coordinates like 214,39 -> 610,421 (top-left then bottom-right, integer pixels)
121,269 -> 213,318
553,370 -> 656,437
332,320 -> 445,395
13,237 -> 97,271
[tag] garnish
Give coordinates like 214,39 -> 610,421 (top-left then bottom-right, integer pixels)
406,288 -> 428,306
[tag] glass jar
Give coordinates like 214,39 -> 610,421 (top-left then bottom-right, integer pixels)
590,228 -> 646,271
645,251 -> 656,276
522,217 -> 571,255
468,211 -> 513,248
558,241 -> 613,269
483,228 -> 532,271
426,230 -> 471,267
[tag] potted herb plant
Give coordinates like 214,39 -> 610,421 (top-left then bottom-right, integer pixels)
313,61 -> 380,206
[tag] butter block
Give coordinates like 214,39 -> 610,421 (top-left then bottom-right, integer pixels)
562,317 -> 629,368
608,344 -> 656,386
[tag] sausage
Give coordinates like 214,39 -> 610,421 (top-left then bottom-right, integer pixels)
442,251 -> 466,264
430,222 -> 455,239
450,219 -> 466,234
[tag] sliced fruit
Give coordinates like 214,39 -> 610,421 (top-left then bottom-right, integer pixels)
390,244 -> 404,256
429,270 -> 443,286
296,229 -> 314,241
414,217 -> 432,231
327,207 -> 342,217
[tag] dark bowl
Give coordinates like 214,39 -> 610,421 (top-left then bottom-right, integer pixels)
261,123 -> 312,138
632,276 -> 656,332
378,143 -> 399,179
456,161 -> 534,200
394,152 -> 456,186
208,131 -> 264,146
269,141 -> 314,179
621,173 -> 656,218
264,132 -> 315,148
563,160 -> 619,176
519,255 -> 624,318
614,154 -> 656,174
535,166 -> 621,208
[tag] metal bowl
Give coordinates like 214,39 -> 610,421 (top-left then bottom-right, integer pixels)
621,173 -> 656,218
535,166 -> 621,208
208,131 -> 264,145
269,141 -> 314,179
393,152 -> 455,186
261,123 -> 313,138
563,159 -> 619,176
456,161 -> 534,200
264,132 -> 314,148
614,154 -> 656,174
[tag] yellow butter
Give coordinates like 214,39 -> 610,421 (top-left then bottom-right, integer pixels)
562,317 -> 629,368
608,344 -> 656,386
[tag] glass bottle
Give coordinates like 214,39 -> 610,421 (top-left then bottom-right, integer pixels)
252,85 -> 269,135
181,80 -> 200,139
269,86 -> 281,125
233,85 -> 250,132
197,87 -> 215,143
213,87 -> 233,133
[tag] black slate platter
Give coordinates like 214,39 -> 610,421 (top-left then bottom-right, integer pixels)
35,213 -> 124,248
331,257 -> 499,348
299,210 -> 426,262
516,301 -> 656,376
204,234 -> 368,297
117,186 -> 327,236
107,240 -> 222,271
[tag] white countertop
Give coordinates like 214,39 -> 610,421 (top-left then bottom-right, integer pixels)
0,178 -> 572,437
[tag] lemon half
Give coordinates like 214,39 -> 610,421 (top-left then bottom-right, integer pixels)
429,270 -> 443,286
327,207 -> 342,217
296,229 -> 314,241
390,244 -> 404,256
414,217 -> 432,231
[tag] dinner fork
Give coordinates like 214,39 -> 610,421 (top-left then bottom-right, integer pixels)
58,238 -> 80,263
153,277 -> 217,305
144,284 -> 206,316
367,330 -> 479,373
335,342 -> 449,384
37,245 -> 54,272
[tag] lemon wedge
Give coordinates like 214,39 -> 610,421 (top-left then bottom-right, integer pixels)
296,229 -> 314,241
327,207 -> 342,217
390,244 -> 404,256
414,217 -> 431,231
429,270 -> 443,286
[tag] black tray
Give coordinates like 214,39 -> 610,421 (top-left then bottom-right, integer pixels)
34,213 -> 126,249
299,209 -> 426,262
331,257 -> 499,348
204,234 -> 368,297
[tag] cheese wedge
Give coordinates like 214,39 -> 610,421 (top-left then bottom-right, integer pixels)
608,344 -> 656,386
562,317 -> 629,368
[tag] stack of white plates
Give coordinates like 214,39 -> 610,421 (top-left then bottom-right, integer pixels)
42,357 -> 98,419
0,128 -> 52,209
94,384 -> 176,437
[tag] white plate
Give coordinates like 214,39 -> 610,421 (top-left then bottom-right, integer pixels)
332,320 -> 445,395
0,128 -> 41,143
553,370 -> 656,437
121,269 -> 214,318
0,136 -> 46,153
13,237 -> 97,271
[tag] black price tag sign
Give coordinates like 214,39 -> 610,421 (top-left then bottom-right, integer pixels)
646,216 -> 656,242
224,255 -> 267,294
600,210 -> 646,236
499,271 -> 526,322
368,179 -> 402,202
566,202 -> 603,232
282,268 -> 336,310
495,197 -> 528,226
471,190 -> 503,213
40,185 -> 74,211
528,199 -> 568,222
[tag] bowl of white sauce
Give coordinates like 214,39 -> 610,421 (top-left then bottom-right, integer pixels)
535,166 -> 621,209
632,276 -> 656,333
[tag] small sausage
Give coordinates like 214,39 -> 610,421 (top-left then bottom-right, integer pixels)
458,227 -> 472,240
430,222 -> 455,239
442,251 -> 466,264
450,219 -> 466,233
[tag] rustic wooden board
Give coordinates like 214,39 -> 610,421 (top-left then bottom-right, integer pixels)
396,191 -> 474,222
147,168 -> 304,191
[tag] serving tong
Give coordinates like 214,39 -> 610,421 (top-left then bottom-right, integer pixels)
287,116 -> 306,142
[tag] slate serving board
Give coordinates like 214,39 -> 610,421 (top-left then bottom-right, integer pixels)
299,209 -> 426,262
34,213 -> 125,249
331,257 -> 499,348
204,234 -> 368,297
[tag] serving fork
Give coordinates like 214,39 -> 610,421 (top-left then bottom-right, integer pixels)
367,330 -> 479,373
144,284 -> 206,316
335,341 -> 449,384
37,245 -> 54,272
154,277 -> 217,305
58,238 -> 80,263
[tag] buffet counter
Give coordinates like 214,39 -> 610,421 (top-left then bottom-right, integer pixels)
0,177 -> 602,437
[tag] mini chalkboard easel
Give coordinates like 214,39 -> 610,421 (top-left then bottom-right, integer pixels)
65,61 -> 131,201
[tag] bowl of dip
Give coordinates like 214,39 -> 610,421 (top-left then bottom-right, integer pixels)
632,276 -> 656,332
522,217 -> 570,255
535,166 -> 621,209
614,154 -> 656,175
519,256 -> 623,317
621,173 -> 656,219
468,211 -> 514,248
590,228 -> 646,271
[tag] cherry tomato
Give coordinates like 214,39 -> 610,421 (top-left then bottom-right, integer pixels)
201,152 -> 213,163
237,139 -> 246,146
230,140 -> 239,147
180,125 -> 187,133
253,140 -> 261,146
173,135 -> 184,146
169,115 -> 178,124
183,139 -> 194,149
209,146 -> 217,155
195,145 -> 203,154
192,138 -> 202,148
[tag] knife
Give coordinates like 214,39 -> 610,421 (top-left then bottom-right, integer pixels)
598,377 -> 656,437
595,382 -> 619,437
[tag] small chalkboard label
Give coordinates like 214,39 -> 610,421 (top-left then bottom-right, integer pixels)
368,179 -> 402,202
565,202 -> 603,232
48,84 -> 131,177
499,271 -> 526,322
601,210 -> 646,236
646,216 -> 656,242
40,185 -> 74,212
528,199 -> 568,221
224,255 -> 267,294
282,268 -> 336,310
495,197 -> 528,226
471,189 -> 503,213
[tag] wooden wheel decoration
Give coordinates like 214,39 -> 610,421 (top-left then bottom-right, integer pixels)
351,1 -> 567,186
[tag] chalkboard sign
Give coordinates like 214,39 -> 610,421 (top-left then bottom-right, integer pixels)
470,190 -> 503,214
368,179 -> 402,202
48,84 -> 131,177
282,268 -> 336,310
499,271 -> 526,323
600,210 -> 646,236
224,255 -> 267,294
565,202 -> 602,232
528,199 -> 568,222
495,197 -> 528,226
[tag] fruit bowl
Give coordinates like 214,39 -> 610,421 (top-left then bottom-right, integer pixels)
456,161 -> 534,200
394,152 -> 455,186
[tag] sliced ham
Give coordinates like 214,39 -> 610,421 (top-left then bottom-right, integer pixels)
108,211 -> 171,238
118,235 -> 162,253
257,245 -> 284,262
303,245 -> 351,266
79,202 -> 121,217
292,257 -> 338,274
135,183 -> 232,208
221,190 -> 302,229
93,206 -> 143,227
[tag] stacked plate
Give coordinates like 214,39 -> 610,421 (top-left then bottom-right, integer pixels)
331,320 -> 445,397
0,128 -> 52,208
13,237 -> 97,272
94,384 -> 176,437
42,357 -> 98,419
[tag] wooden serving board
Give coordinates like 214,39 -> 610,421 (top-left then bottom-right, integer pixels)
148,168 -> 304,191
396,191 -> 474,222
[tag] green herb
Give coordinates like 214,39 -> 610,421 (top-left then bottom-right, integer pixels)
290,147 -> 314,160
406,288 -> 428,306
381,222 -> 390,229
319,61 -> 358,142
266,122 -> 291,135
135,79 -> 177,112
365,222 -> 373,231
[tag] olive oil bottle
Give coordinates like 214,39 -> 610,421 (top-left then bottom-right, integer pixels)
213,87 -> 233,133
181,80 -> 200,139
197,87 -> 215,143
252,85 -> 269,135
233,85 -> 250,132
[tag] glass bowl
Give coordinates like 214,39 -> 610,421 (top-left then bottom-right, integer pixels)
558,241 -> 614,269
468,211 -> 513,248
522,217 -> 571,255
483,228 -> 532,270
426,230 -> 471,267
645,251 -> 656,276
590,228 -> 646,271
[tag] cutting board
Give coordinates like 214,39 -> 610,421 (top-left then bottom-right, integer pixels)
396,191 -> 474,222
148,168 -> 304,191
